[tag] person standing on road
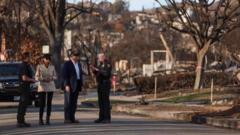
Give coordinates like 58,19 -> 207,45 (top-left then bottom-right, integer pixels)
17,52 -> 36,128
35,54 -> 57,125
91,52 -> 112,123
62,49 -> 83,124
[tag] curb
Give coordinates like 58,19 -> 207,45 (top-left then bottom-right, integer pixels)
113,104 -> 240,130
206,117 -> 240,129
112,105 -> 197,120
192,115 -> 240,129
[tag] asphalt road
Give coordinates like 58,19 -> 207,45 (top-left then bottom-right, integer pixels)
0,93 -> 239,135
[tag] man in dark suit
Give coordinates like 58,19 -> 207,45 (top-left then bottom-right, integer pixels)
62,49 -> 83,124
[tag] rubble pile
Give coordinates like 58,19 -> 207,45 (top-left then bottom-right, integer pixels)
134,71 -> 238,94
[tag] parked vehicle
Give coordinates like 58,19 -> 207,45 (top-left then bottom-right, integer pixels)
0,62 -> 39,106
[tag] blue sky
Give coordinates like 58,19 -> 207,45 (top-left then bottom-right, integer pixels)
68,0 -> 162,11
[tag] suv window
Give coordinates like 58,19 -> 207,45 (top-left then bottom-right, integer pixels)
0,64 -> 21,76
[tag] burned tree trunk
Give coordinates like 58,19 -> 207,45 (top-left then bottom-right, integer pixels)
49,32 -> 64,88
194,41 -> 210,89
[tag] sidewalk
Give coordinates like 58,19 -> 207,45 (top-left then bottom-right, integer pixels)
111,95 -> 240,130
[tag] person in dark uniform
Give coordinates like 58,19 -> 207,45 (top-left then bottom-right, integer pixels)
91,52 -> 112,123
17,52 -> 36,128
62,49 -> 83,124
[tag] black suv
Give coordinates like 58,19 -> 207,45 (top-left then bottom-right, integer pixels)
0,62 -> 38,105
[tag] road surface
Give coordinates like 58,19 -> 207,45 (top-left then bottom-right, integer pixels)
0,93 -> 239,135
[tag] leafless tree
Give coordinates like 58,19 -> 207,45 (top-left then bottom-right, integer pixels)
112,0 -> 129,14
23,0 -> 94,87
0,0 -> 40,55
156,0 -> 240,89
0,0 -> 19,51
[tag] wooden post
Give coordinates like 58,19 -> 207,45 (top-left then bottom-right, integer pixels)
154,77 -> 157,99
113,84 -> 116,95
112,75 -> 117,96
211,78 -> 214,103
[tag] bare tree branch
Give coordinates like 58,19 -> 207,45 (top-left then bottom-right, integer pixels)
64,2 -> 94,27
155,0 -> 240,89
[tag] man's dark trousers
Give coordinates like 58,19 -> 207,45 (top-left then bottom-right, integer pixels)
97,81 -> 111,121
64,81 -> 81,121
17,86 -> 30,123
